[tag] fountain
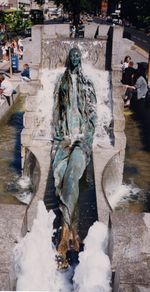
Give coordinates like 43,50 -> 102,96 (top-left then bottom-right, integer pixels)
0,25 -> 131,290
14,23 -> 125,288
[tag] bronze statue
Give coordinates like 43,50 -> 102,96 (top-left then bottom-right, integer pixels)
52,48 -> 97,268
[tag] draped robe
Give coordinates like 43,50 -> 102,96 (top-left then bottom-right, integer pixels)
52,66 -> 97,226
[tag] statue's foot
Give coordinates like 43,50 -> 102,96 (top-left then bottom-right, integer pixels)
69,230 -> 80,252
56,254 -> 69,270
57,224 -> 70,269
56,224 -> 80,268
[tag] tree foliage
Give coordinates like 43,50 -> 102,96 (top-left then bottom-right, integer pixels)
54,0 -> 100,14
34,0 -> 45,6
121,0 -> 150,27
1,10 -> 32,33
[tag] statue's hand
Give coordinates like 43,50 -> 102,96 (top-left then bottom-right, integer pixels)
71,134 -> 84,146
72,134 -> 84,141
61,135 -> 71,147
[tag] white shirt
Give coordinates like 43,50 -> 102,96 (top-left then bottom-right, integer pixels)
135,76 -> 147,100
1,78 -> 13,97
18,39 -> 23,48
122,62 -> 129,72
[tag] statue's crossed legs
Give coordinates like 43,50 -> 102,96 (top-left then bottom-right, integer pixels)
54,146 -> 86,268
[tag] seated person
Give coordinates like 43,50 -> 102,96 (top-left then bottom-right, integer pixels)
121,55 -> 131,73
0,73 -> 13,106
122,61 -> 136,106
122,61 -> 136,85
21,64 -> 30,81
124,66 -> 148,107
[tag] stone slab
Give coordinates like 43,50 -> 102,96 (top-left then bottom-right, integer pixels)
111,211 -> 150,290
0,204 -> 26,289
0,273 -> 10,291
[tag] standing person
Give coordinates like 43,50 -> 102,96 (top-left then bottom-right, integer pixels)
12,40 -> 18,54
52,48 -> 97,268
18,38 -> 24,59
1,43 -> 7,62
18,38 -> 23,52
70,25 -> 76,38
0,74 -> 13,106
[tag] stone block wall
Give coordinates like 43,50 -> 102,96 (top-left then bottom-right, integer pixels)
41,38 -> 107,70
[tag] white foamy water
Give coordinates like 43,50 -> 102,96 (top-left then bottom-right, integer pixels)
14,176 -> 33,205
17,176 -> 31,189
33,67 -> 65,139
73,221 -> 112,292
33,64 -> 112,148
14,201 -> 72,291
14,201 -> 111,292
109,184 -> 141,209
15,191 -> 33,205
83,64 -> 112,148
14,62 -> 112,290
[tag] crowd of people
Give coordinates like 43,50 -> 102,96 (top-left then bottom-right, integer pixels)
69,18 -> 84,38
121,55 -> 148,108
0,38 -> 24,63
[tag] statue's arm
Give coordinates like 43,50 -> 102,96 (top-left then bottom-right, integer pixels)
87,81 -> 97,128
53,75 -> 63,141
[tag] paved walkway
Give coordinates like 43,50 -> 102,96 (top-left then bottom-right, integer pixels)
0,57 -> 24,81
125,44 -> 148,65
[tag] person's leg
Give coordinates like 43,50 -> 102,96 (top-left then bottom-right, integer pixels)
4,95 -> 10,106
22,76 -> 30,82
124,88 -> 134,107
61,147 -> 86,226
57,147 -> 86,266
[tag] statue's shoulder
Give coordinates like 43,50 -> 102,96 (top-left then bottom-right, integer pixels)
83,73 -> 95,88
56,73 -> 64,83
54,73 -> 64,93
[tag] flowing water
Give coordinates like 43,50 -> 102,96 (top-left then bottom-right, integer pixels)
1,69 -> 150,290
12,67 -> 113,291
120,109 -> 150,212
0,96 -> 24,204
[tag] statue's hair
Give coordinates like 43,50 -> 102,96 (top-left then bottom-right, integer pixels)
0,73 -> 5,81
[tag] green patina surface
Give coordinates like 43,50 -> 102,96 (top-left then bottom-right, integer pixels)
52,48 -> 97,227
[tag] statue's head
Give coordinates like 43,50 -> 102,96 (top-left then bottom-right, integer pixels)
68,48 -> 81,71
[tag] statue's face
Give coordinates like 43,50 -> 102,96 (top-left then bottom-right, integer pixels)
69,49 -> 81,68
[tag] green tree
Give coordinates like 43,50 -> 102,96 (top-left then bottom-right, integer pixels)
34,0 -> 45,6
121,0 -> 150,27
2,10 -> 32,33
54,0 -> 100,24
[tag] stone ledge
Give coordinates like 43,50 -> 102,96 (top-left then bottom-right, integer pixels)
0,204 -> 26,290
111,211 -> 150,291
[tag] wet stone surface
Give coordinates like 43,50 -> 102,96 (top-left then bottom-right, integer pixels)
111,210 -> 150,289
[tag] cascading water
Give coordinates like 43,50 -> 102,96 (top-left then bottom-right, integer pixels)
32,64 -> 112,146
13,64 -> 112,291
0,96 -> 32,204
14,201 -> 112,292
